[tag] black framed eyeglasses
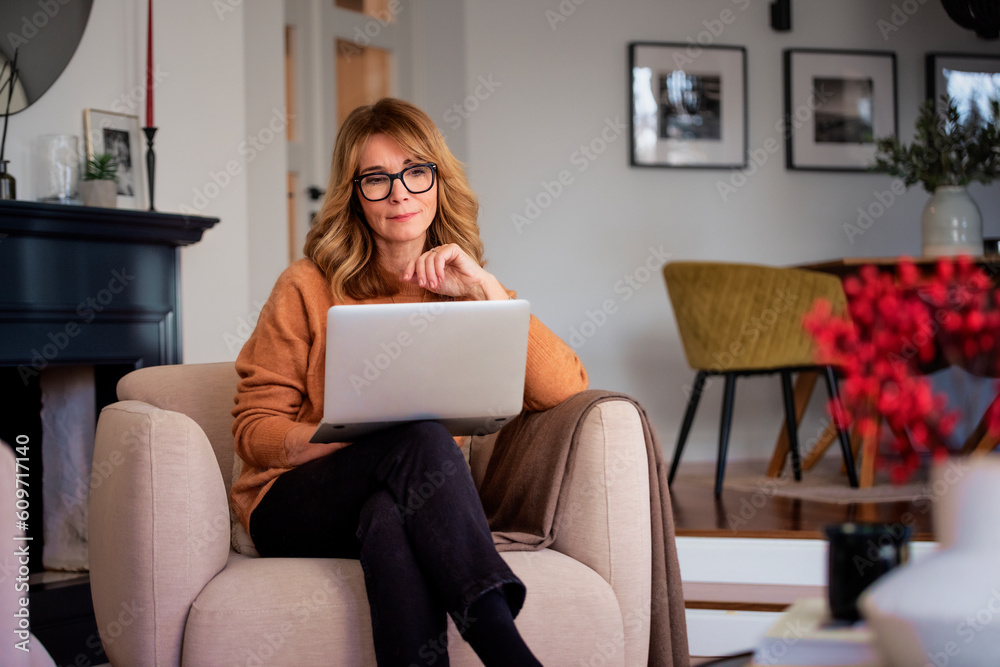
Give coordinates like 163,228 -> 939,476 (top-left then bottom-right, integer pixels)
353,163 -> 437,202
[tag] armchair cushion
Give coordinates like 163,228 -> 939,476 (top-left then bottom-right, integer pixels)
181,549 -> 623,665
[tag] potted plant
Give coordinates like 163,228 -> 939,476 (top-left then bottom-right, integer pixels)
872,96 -> 1000,257
79,152 -> 118,208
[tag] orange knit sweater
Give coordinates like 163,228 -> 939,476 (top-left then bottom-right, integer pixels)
230,258 -> 589,534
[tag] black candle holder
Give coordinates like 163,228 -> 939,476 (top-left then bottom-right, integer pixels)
143,126 -> 157,211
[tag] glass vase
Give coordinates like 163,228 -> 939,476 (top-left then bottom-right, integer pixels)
35,134 -> 81,204
0,159 -> 14,200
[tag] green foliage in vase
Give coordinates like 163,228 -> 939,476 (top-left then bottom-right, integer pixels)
871,96 -> 1000,193
83,153 -> 119,182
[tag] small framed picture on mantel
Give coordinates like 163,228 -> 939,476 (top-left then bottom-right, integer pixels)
629,41 -> 747,169
783,49 -> 897,172
84,109 -> 145,209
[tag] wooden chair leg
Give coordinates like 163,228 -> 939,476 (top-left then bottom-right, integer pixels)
961,419 -> 990,456
824,366 -> 858,488
766,428 -> 790,478
961,396 -> 1000,457
859,416 -> 881,489
803,423 -> 837,470
839,429 -> 864,475
847,424 -> 863,470
791,369 -> 860,487
973,430 -> 1000,456
766,370 -> 818,478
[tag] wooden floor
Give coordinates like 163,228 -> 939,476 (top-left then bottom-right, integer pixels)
669,459 -> 935,541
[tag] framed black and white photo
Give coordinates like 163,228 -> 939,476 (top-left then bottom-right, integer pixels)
629,42 -> 746,169
84,109 -> 144,209
926,52 -> 1000,122
784,49 -> 897,171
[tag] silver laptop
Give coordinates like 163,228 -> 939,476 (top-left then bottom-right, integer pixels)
311,299 -> 531,442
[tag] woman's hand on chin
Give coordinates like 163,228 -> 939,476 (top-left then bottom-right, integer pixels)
402,243 -> 510,301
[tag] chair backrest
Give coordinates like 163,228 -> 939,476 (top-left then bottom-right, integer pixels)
117,362 -> 240,494
662,261 -> 847,372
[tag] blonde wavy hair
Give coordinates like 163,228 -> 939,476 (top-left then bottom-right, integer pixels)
304,98 -> 484,301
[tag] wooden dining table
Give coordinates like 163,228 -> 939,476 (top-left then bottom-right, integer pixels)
766,255 -> 1000,487
800,254 -> 1000,279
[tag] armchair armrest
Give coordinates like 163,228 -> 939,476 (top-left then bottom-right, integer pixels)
551,401 -> 651,579
478,396 -> 652,666
552,400 -> 652,665
89,401 -> 230,666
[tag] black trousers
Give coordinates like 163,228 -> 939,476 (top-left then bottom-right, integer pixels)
249,421 -> 525,666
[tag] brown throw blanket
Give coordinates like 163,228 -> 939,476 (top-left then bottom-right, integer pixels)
479,390 -> 689,667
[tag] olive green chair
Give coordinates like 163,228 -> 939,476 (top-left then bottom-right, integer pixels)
662,261 -> 859,496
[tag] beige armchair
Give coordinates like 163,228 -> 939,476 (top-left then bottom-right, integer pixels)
89,362 -> 657,666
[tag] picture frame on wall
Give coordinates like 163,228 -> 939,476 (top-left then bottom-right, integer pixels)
926,52 -> 1000,121
629,42 -> 747,169
784,49 -> 897,172
84,109 -> 144,209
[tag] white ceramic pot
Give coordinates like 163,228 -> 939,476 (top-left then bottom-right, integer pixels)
860,457 -> 1000,666
921,186 -> 983,257
79,179 -> 117,208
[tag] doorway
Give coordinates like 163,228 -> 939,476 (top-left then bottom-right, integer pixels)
283,0 -> 415,263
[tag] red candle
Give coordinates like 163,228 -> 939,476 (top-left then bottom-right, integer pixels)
145,0 -> 154,127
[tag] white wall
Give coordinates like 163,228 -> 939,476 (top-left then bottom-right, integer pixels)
459,0 -> 1000,461
11,1 -> 998,461
413,0 -> 470,162
243,1 -> 290,312
159,1 -> 251,364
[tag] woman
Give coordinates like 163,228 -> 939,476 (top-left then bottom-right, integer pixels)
231,98 -> 588,666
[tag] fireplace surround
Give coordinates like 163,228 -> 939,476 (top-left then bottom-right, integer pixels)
0,199 -> 217,664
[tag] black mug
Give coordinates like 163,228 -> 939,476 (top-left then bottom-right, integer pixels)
825,522 -> 912,622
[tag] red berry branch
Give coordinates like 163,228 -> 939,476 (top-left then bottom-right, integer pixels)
803,257 -> 1000,483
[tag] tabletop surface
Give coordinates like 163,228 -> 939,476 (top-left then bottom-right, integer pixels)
695,653 -> 754,666
799,254 -> 1000,273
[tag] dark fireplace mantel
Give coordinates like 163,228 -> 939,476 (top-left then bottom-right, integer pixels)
0,199 -> 218,666
0,198 -> 217,245
0,199 -> 218,369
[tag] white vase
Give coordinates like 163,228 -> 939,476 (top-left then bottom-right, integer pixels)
921,186 -> 983,257
859,457 -> 1000,666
